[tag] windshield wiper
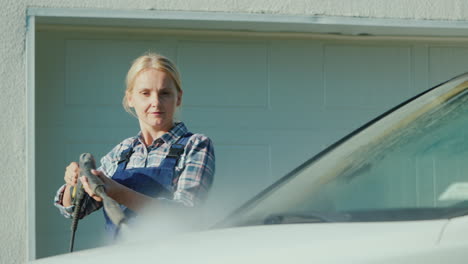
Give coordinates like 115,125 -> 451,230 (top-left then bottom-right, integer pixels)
263,211 -> 351,225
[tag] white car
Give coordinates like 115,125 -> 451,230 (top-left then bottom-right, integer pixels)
34,73 -> 468,263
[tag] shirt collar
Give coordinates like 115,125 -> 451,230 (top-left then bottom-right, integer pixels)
135,122 -> 188,146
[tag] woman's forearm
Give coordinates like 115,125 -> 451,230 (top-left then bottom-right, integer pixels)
62,185 -> 73,207
107,182 -> 155,212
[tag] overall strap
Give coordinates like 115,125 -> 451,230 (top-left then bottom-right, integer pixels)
104,132 -> 193,238
117,139 -> 138,170
166,132 -> 193,161
117,133 -> 193,170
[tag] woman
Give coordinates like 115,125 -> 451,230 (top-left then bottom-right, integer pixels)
54,53 -> 215,236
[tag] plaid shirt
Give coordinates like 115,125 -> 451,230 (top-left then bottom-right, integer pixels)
54,122 -> 215,218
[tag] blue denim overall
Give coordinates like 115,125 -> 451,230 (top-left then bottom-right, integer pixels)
104,133 -> 192,237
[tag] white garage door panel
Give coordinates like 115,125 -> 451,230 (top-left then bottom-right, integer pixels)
207,144 -> 271,215
322,107 -> 388,131
429,46 -> 468,86
178,40 -> 269,108
63,105 -> 135,128
66,143 -> 115,165
270,141 -> 322,180
65,39 -> 173,106
269,41 -> 324,112
324,45 -> 412,109
60,126 -> 137,144
182,106 -> 325,131
37,215 -> 109,254
205,129 -> 326,188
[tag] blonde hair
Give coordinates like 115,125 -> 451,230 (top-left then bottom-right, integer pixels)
123,53 -> 182,116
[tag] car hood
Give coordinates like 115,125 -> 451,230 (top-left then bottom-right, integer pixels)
33,220 -> 463,264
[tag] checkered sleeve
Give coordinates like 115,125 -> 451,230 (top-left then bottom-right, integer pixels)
53,184 -> 74,218
53,184 -> 103,219
171,134 -> 215,207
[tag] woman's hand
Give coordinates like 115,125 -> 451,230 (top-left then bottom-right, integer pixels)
64,162 -> 80,186
62,162 -> 80,207
77,169 -> 154,212
80,169 -> 119,202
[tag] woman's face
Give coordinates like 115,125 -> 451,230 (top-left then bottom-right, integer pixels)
128,69 -> 182,133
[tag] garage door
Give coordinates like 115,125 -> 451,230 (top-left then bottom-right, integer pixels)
35,27 -> 468,258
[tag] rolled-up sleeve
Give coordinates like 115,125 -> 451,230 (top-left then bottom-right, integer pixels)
172,135 -> 215,207
53,184 -> 74,218
54,184 -> 103,219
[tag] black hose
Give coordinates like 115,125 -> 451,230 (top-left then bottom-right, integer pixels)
69,184 -> 85,252
69,155 -> 89,252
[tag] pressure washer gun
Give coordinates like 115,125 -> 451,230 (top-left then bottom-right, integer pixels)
69,153 -> 127,252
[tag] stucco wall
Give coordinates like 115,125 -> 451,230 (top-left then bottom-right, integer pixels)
3,0 -> 468,263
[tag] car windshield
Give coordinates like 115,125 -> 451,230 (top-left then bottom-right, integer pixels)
222,74 -> 468,226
